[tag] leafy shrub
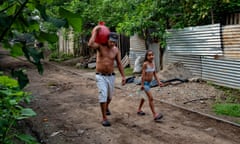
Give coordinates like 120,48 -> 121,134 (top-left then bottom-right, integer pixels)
0,75 -> 38,144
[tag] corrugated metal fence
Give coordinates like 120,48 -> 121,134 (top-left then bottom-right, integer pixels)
167,24 -> 222,55
222,25 -> 240,58
167,54 -> 202,78
129,34 -> 146,67
202,57 -> 240,89
166,24 -> 240,89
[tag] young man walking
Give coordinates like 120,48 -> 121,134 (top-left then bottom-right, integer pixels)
88,27 -> 126,127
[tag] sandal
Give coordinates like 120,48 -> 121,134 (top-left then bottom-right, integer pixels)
106,109 -> 111,115
154,113 -> 163,121
137,111 -> 145,115
102,120 -> 111,127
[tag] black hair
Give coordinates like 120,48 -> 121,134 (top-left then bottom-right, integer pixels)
144,49 -> 153,62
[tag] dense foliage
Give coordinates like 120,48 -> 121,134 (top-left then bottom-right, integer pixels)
0,74 -> 37,144
0,1 -> 82,143
61,0 -> 240,50
0,0 -> 82,75
1,0 -> 239,62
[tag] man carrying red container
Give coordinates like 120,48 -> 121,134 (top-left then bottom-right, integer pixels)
88,22 -> 126,127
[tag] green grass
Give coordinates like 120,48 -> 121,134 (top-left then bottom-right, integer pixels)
236,120 -> 240,124
213,103 -> 240,117
207,82 -> 240,103
208,82 -> 240,118
124,67 -> 134,76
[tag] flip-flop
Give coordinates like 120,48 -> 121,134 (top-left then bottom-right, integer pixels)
137,111 -> 146,115
154,113 -> 163,121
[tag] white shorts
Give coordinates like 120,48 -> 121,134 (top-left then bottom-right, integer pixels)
96,74 -> 115,103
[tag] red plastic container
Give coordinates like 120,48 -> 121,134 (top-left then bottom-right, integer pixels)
93,21 -> 110,44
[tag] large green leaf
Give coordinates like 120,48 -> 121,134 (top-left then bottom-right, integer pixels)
28,23 -> 40,32
16,134 -> 39,144
36,62 -> 43,75
10,43 -> 24,57
59,8 -> 82,32
11,69 -> 29,89
0,119 -> 8,130
9,99 -> 17,105
21,44 -> 44,75
6,4 -> 17,16
0,89 -> 13,96
0,15 -> 12,31
39,31 -> 58,43
17,108 -> 36,120
47,17 -> 67,28
27,47 -> 44,74
28,47 -> 44,63
35,4 -> 48,21
59,7 -> 77,18
0,75 -> 18,88
68,17 -> 82,32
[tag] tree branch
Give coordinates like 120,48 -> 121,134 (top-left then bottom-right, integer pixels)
183,98 -> 209,104
0,0 -> 29,42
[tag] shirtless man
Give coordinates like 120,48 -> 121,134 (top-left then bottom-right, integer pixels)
88,27 -> 126,127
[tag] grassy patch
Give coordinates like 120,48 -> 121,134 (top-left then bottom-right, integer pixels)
213,103 -> 240,117
124,67 -> 134,76
236,120 -> 240,124
208,83 -> 240,103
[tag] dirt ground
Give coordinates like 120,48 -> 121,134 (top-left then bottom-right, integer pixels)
1,51 -> 240,144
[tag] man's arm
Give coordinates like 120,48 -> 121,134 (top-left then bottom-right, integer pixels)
115,50 -> 126,85
88,26 -> 100,49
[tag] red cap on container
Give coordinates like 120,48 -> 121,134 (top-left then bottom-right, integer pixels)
93,21 -> 110,44
98,21 -> 105,25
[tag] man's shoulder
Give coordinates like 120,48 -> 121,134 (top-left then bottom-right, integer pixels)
108,46 -> 119,52
113,46 -> 120,52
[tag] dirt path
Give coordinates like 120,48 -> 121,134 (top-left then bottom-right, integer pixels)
22,62 -> 240,144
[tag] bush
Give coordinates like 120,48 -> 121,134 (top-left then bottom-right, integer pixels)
0,75 -> 38,144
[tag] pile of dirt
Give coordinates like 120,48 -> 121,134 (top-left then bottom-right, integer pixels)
158,62 -> 194,81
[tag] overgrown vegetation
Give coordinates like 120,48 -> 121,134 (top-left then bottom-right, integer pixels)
209,83 -> 240,118
0,0 -> 82,76
0,1 -> 82,142
0,74 -> 38,144
212,84 -> 240,103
